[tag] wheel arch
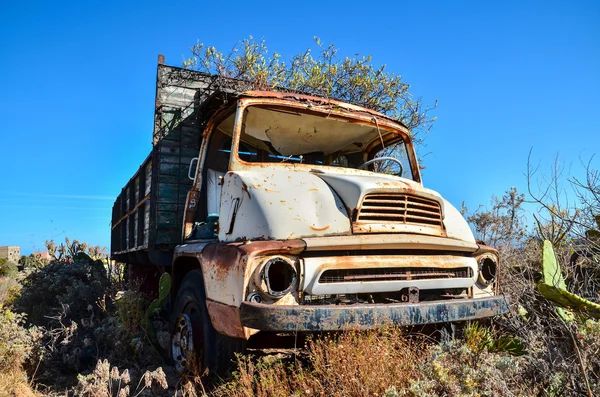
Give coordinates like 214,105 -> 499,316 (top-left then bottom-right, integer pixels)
171,255 -> 204,301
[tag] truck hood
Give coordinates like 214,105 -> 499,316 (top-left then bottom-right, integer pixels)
313,171 -> 443,214
218,167 -> 474,243
314,171 -> 474,242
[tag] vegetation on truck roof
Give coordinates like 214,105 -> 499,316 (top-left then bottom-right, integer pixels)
183,36 -> 437,142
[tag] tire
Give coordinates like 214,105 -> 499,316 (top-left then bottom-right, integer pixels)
170,270 -> 245,377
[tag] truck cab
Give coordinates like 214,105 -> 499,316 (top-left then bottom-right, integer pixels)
168,90 -> 509,373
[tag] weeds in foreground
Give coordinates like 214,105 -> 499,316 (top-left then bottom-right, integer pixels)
0,309 -> 41,373
464,321 -> 527,356
0,369 -> 42,397
407,341 -> 532,396
75,359 -> 168,397
212,327 -> 423,396
0,309 -> 43,396
3,228 -> 600,396
209,327 -> 533,397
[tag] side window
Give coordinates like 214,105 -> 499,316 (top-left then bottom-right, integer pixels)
202,130 -> 231,218
194,109 -> 235,226
186,127 -> 233,241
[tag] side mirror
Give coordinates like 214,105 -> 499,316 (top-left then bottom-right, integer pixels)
188,157 -> 199,181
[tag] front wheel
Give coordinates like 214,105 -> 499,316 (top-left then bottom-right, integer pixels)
170,270 -> 245,376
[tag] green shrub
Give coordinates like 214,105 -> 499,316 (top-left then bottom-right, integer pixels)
114,289 -> 149,341
0,276 -> 21,308
16,255 -> 108,326
11,255 -> 112,380
406,340 -> 533,397
0,309 -> 41,372
0,260 -> 19,277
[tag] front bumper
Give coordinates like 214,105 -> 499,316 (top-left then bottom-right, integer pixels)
240,296 -> 510,332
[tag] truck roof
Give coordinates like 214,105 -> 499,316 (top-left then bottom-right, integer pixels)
238,90 -> 408,130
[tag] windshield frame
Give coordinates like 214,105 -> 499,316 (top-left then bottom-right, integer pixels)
228,97 -> 422,183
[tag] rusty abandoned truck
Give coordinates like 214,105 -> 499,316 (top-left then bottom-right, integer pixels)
111,56 -> 509,373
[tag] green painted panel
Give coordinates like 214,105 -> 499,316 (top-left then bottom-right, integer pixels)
181,133 -> 200,146
159,154 -> 180,164
155,229 -> 179,245
157,211 -> 178,228
158,183 -> 178,203
179,185 -> 191,202
160,143 -> 180,156
179,156 -> 195,168
159,174 -> 181,184
182,147 -> 199,158
158,203 -> 177,212
159,163 -> 179,176
160,131 -> 181,142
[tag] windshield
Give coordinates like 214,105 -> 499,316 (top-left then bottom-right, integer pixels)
227,105 -> 414,180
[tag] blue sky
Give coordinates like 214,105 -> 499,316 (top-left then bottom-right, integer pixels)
0,0 -> 598,254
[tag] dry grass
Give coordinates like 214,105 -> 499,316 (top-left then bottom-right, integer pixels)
208,325 -> 534,397
0,370 -> 42,397
211,328 -> 427,397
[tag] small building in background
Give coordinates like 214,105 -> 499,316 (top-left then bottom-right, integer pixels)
0,246 -> 21,263
32,251 -> 50,260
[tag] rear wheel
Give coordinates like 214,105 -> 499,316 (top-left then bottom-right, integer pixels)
170,270 -> 244,376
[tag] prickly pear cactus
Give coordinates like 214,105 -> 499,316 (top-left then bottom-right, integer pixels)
539,240 -> 600,320
144,273 -> 171,340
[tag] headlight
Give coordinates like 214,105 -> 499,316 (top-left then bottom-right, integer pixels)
254,256 -> 298,298
477,254 -> 498,287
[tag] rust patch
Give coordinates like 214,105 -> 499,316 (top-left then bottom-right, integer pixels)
474,243 -> 499,256
200,240 -> 306,281
201,243 -> 244,282
308,254 -> 475,273
239,91 -> 402,127
239,239 -> 306,256
239,296 -> 510,332
206,299 -> 245,339
241,181 -> 252,199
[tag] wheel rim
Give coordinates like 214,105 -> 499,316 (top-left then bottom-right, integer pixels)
172,303 -> 205,373
172,314 -> 194,372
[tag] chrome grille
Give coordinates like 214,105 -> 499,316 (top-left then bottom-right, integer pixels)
356,194 -> 443,227
318,267 -> 471,284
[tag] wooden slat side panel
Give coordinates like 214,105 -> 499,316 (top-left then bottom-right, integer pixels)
153,118 -> 201,248
143,200 -> 150,246
121,220 -> 126,251
125,217 -> 130,250
149,148 -> 159,250
145,161 -> 152,196
113,64 -> 239,259
158,183 -> 179,204
133,210 -> 139,248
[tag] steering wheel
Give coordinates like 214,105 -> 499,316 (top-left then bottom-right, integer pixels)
359,157 -> 404,176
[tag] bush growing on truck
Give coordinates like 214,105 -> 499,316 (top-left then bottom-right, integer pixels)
111,55 -> 509,375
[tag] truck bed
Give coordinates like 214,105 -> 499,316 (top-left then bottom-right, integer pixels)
111,62 -> 223,266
